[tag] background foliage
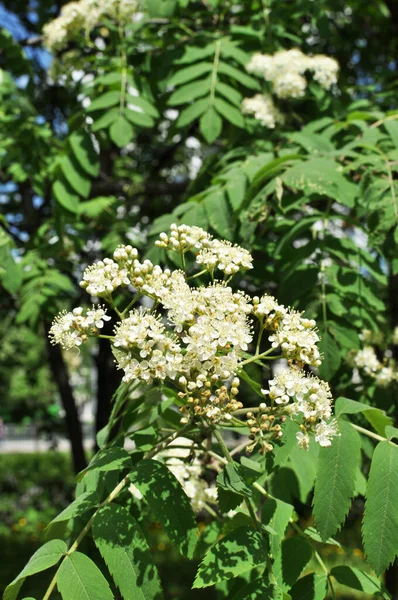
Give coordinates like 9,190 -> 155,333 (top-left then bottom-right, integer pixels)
1,0 -> 398,598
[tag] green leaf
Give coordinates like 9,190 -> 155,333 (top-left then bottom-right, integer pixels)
318,331 -> 341,380
200,107 -> 222,143
229,578 -> 277,600
169,62 -> 213,86
192,526 -> 267,588
131,459 -> 198,558
60,155 -> 91,198
385,119 -> 398,149
386,425 -> 398,441
78,196 -> 116,218
313,419 -> 361,540
57,552 -> 114,600
217,462 -> 252,496
303,527 -> 340,546
204,188 -> 234,240
225,170 -> 247,211
168,79 -> 210,105
110,116 -> 134,147
273,536 -> 312,591
282,158 -> 357,207
87,91 -> 121,112
91,108 -> 119,132
177,98 -> 208,127
335,397 -> 393,436
92,504 -> 163,600
214,97 -> 245,128
262,498 -> 294,558
69,131 -> 100,177
363,441 -> 398,574
4,540 -> 67,600
290,573 -> 328,600
78,447 -> 131,480
125,107 -> 155,128
216,82 -> 242,107
49,491 -> 99,525
217,62 -> 259,90
53,178 -> 80,213
330,566 -> 390,598
126,94 -> 159,117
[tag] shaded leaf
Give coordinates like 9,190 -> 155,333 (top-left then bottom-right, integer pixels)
363,442 -> 398,574
4,540 -> 67,600
313,419 -> 361,540
131,459 -> 198,558
193,526 -> 267,588
93,504 -> 163,600
273,536 -> 312,591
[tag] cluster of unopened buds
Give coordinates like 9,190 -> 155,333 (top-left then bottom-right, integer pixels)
49,224 -> 338,450
242,48 -> 339,128
246,406 -> 285,454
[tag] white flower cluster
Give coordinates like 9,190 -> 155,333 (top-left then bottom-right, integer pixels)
269,310 -> 321,368
113,309 -> 182,384
196,240 -> 253,276
50,224 -> 328,439
43,0 -> 138,52
246,48 -> 339,96
241,94 -> 284,129
156,224 -> 253,277
243,49 -> 338,127
155,224 -> 209,253
261,368 -> 337,449
49,306 -> 111,350
253,295 -> 321,368
353,345 -> 397,388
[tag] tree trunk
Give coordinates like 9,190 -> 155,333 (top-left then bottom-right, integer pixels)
94,318 -> 122,450
44,323 -> 87,474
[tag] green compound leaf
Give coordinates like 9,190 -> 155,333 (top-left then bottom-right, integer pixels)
78,447 -> 132,480
273,536 -> 312,591
330,566 -> 390,598
217,462 -> 252,496
177,98 -> 208,127
168,78 -> 210,105
93,504 -> 163,600
200,107 -> 222,144
192,526 -> 267,588
289,573 -> 328,600
313,418 -> 361,540
131,459 -> 198,558
60,154 -> 91,198
335,397 -> 393,436
57,552 -> 114,600
168,62 -> 213,86
110,116 -> 134,147
204,188 -> 234,240
363,441 -> 398,574
4,539 -> 67,600
229,578 -> 278,600
214,97 -> 245,128
53,178 -> 80,213
49,490 -> 99,525
262,498 -> 294,558
86,91 -> 121,112
69,131 -> 100,177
